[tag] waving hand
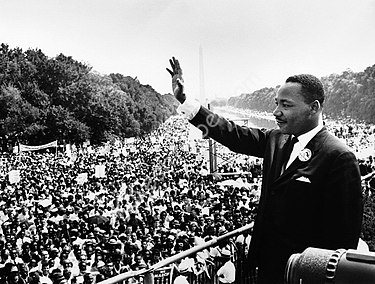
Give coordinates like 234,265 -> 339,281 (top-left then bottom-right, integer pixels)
166,57 -> 186,104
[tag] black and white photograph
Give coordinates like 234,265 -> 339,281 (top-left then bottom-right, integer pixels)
0,1 -> 375,283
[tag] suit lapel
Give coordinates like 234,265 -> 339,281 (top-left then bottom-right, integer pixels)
273,128 -> 327,183
272,135 -> 291,180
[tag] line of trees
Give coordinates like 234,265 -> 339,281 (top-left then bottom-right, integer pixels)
0,44 -> 178,150
2,41 -> 374,151
219,66 -> 375,124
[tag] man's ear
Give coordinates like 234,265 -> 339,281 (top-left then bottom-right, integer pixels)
310,100 -> 321,113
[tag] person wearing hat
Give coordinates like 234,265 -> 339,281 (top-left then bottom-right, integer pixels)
216,249 -> 235,284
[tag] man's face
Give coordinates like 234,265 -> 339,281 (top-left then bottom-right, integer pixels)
79,260 -> 87,272
10,249 -> 18,259
63,267 -> 72,279
135,255 -> 143,264
42,265 -> 49,276
107,262 -> 114,271
41,250 -> 49,262
273,83 -> 316,136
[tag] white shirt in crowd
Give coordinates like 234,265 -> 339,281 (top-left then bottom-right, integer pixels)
173,275 -> 189,284
216,260 -> 236,284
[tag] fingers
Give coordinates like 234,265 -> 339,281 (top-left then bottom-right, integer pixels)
169,58 -> 175,70
174,57 -> 182,75
166,68 -> 174,77
167,58 -> 176,77
167,57 -> 182,76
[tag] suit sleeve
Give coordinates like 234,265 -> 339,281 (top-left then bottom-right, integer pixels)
189,106 -> 269,158
317,151 -> 363,249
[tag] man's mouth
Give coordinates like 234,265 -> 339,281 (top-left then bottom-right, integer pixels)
276,119 -> 286,126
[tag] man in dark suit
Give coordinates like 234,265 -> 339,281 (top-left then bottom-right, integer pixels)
167,57 -> 363,283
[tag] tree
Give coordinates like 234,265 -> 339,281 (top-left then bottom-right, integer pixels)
0,43 -> 176,147
223,67 -> 375,124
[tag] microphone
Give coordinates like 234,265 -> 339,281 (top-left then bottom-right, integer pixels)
285,247 -> 375,284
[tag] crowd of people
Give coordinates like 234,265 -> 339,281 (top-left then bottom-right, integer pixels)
0,114 -> 374,284
0,116 -> 259,284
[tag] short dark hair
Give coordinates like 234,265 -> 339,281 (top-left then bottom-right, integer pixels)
286,74 -> 324,105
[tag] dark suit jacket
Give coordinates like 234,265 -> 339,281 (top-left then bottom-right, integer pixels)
190,106 -> 363,283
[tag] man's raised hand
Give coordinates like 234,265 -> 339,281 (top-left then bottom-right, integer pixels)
166,57 -> 186,104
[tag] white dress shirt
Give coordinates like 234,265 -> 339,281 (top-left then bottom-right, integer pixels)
285,121 -> 324,169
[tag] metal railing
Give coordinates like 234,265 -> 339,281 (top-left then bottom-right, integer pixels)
98,223 -> 254,284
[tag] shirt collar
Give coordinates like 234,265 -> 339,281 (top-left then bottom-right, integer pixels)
295,121 -> 324,149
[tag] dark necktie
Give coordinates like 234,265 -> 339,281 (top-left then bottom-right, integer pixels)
281,136 -> 299,174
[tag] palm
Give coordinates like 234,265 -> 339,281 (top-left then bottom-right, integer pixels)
167,57 -> 186,104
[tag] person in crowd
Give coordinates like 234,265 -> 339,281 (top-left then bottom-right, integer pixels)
49,268 -> 67,284
5,265 -> 21,284
9,248 -> 24,265
235,227 -> 252,258
17,263 -> 30,284
216,249 -> 235,284
167,57 -> 363,283
173,261 -> 191,284
92,261 -> 106,282
37,251 -> 49,272
39,264 -> 52,284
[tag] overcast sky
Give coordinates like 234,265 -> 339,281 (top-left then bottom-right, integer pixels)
1,0 -> 375,101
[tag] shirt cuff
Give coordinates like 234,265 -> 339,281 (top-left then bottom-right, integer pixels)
177,98 -> 201,120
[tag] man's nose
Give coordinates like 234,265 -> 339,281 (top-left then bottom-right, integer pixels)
273,106 -> 281,117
